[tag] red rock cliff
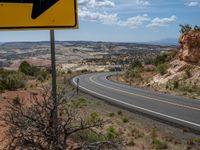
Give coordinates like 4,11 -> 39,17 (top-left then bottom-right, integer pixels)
179,31 -> 200,63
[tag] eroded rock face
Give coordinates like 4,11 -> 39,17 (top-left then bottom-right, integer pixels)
179,31 -> 200,63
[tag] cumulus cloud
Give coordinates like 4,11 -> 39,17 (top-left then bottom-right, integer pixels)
147,15 -> 176,28
185,0 -> 200,7
79,0 -> 115,8
118,14 -> 150,29
79,9 -> 118,25
79,9 -> 150,28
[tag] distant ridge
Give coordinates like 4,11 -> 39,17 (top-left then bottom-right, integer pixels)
0,40 -> 178,49
145,38 -> 178,46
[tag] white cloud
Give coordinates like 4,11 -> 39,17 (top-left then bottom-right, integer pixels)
185,0 -> 200,7
79,9 -> 150,28
118,14 -> 150,29
135,0 -> 150,6
147,15 -> 176,28
79,0 -> 115,8
79,9 -> 118,25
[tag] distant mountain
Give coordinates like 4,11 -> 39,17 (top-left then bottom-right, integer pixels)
146,38 -> 178,46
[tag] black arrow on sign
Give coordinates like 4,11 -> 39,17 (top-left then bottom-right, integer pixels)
0,0 -> 59,19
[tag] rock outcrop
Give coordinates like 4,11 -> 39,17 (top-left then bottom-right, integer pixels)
178,31 -> 200,63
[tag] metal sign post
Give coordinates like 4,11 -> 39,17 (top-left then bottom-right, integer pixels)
50,30 -> 58,145
76,78 -> 79,95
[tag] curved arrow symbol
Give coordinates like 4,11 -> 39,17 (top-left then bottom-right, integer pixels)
0,0 -> 59,19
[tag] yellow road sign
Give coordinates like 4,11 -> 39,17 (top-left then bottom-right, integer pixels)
0,0 -> 78,30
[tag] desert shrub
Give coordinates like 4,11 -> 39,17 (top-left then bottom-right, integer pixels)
127,68 -> 141,78
67,69 -> 72,74
156,63 -> 168,75
117,110 -> 123,115
81,69 -> 88,73
126,60 -> 144,80
152,139 -> 168,150
1,88 -> 122,150
106,126 -> 118,140
195,138 -> 200,144
19,61 -> 49,81
173,80 -> 179,89
109,112 -> 115,117
70,97 -> 88,108
76,129 -> 105,142
18,61 -> 32,75
129,59 -> 143,69
12,96 -> 21,106
0,70 -> 26,91
154,54 -> 168,66
131,128 -> 144,139
122,117 -> 129,123
87,112 -> 101,124
36,69 -> 49,82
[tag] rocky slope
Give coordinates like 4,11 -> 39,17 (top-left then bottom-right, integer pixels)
151,30 -> 200,98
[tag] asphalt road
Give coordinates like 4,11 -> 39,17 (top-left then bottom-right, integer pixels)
72,72 -> 200,132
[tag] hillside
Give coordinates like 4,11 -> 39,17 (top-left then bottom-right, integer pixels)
118,26 -> 200,100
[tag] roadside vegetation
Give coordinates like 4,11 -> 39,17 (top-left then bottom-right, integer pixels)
19,61 -> 49,82
1,65 -> 200,149
0,69 -> 26,92
0,63 -> 122,150
124,51 -> 174,86
1,88 -> 121,150
0,61 -> 50,93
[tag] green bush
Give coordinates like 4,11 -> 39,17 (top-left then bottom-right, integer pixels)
36,70 -> 49,82
18,61 -> 49,81
109,112 -> 115,117
173,81 -> 179,89
106,126 -> 118,140
152,139 -> 168,150
128,68 -> 141,78
86,112 -> 101,124
76,130 -> 105,142
154,54 -> 167,66
122,117 -> 129,123
0,70 -> 26,91
18,61 -> 32,76
117,110 -> 123,115
156,64 -> 168,75
81,69 -> 88,73
67,69 -> 72,74
129,60 -> 143,69
13,96 -> 21,105
194,138 -> 200,144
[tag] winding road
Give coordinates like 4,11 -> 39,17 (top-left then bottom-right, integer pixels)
72,72 -> 200,132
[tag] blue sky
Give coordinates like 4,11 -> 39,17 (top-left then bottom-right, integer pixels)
0,0 -> 199,43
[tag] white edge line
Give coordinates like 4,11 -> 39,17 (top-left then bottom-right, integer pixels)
72,77 -> 200,128
90,76 -> 200,111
